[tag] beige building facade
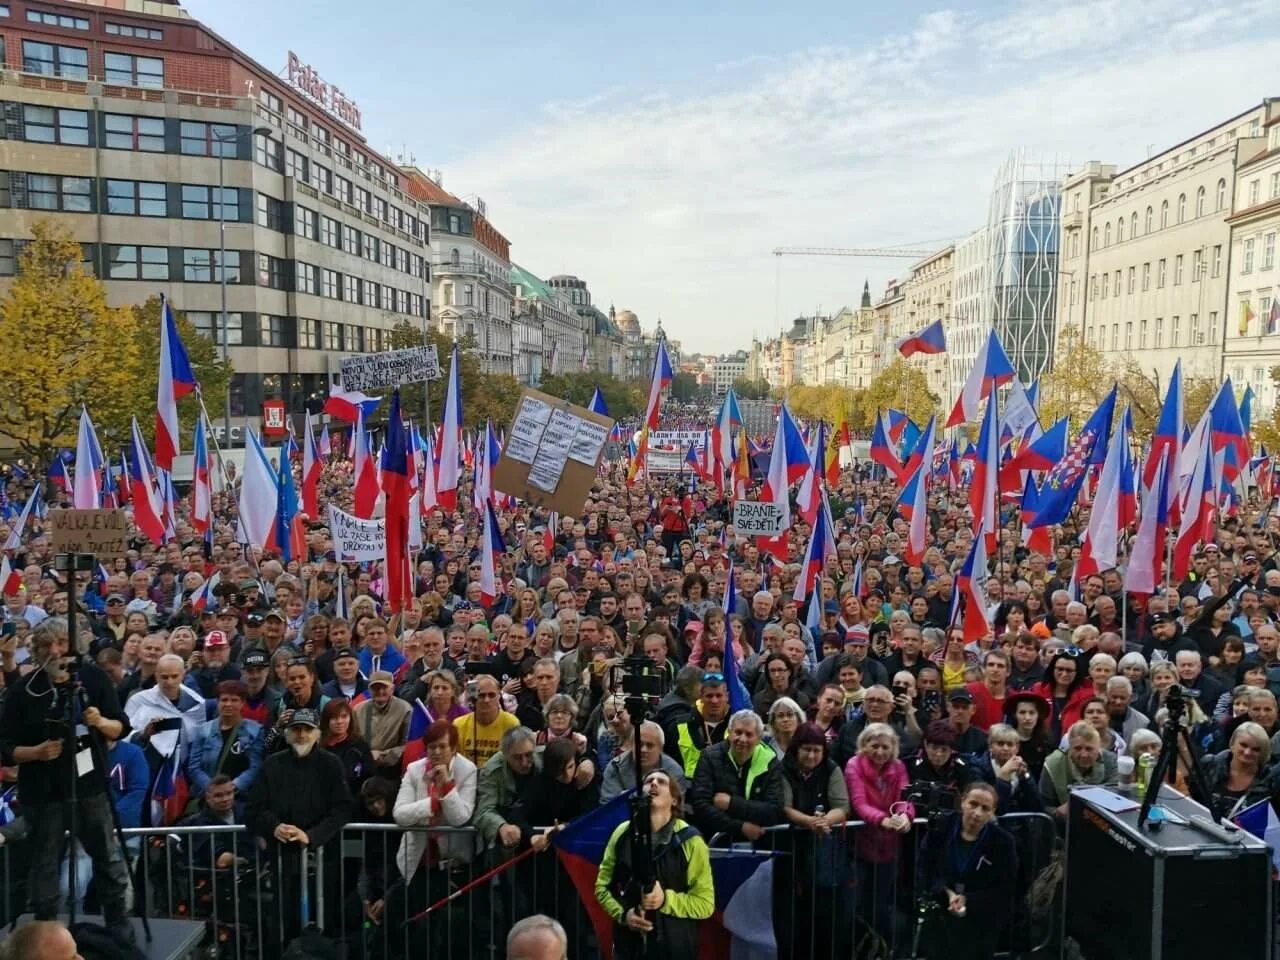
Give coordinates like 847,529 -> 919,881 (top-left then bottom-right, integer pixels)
1224,115 -> 1280,410
1056,101 -> 1278,389
900,245 -> 953,400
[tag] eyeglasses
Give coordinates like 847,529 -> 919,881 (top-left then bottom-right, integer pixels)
1054,666 -> 1077,675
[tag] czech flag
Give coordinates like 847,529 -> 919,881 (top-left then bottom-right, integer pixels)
896,318 -> 947,358
73,406 -> 104,509
1208,377 -> 1249,482
127,417 -> 166,546
302,410 -> 322,517
353,409 -> 379,520
589,387 -> 610,417
1125,449 -> 1169,596
155,296 -> 196,472
551,796 -> 632,960
478,498 -> 506,608
191,415 -> 212,534
870,412 -> 903,480
644,340 -> 674,430
952,519 -> 990,643
323,384 -> 382,422
236,429 -> 279,551
947,330 -> 1015,427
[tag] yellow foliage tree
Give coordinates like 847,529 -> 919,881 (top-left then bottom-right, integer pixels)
852,360 -> 938,428
786,385 -> 857,428
1040,328 -> 1112,430
0,222 -> 143,465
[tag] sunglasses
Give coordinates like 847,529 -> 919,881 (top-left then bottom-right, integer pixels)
703,672 -> 726,683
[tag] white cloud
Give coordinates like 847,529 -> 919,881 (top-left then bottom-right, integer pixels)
451,1 -> 1280,353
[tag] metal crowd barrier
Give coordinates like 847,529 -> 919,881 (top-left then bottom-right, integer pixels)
0,814 -> 1057,959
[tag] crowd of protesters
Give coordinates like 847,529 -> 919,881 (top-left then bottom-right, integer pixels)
0,408 -> 1272,958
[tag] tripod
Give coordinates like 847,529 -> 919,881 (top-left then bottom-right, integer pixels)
56,551 -> 152,943
1137,687 -> 1215,829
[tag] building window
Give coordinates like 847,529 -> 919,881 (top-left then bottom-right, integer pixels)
256,194 -> 284,230
1103,224 -> 1110,247
1156,259 -> 1166,287
26,8 -> 88,28
181,185 -> 237,220
323,321 -> 341,350
335,176 -> 352,205
1212,245 -> 1223,277
1192,249 -> 1202,281
299,318 -> 319,349
256,253 -> 286,290
1113,270 -> 1120,296
259,315 -> 285,346
294,205 -> 316,240
343,225 -> 359,255
343,274 -> 361,304
22,40 -> 87,79
1262,298 -> 1274,331
1174,254 -> 1183,285
349,325 -> 365,352
322,269 -> 339,299
322,217 -> 339,248
104,22 -> 163,40
1127,266 -> 1136,294
1191,313 -> 1200,343
106,179 -> 165,216
180,121 -> 237,157
296,262 -> 317,295
1160,200 -> 1168,228
1116,218 -> 1124,243
1101,273 -> 1109,298
1265,233 -> 1276,271
448,214 -> 460,234
285,149 -> 307,181
103,113 -> 164,151
1125,322 -> 1133,349
258,89 -> 282,114
1209,311 -> 1219,341
189,312 -> 243,345
1217,178 -> 1227,211
1177,193 -> 1186,223
463,284 -> 474,306
106,244 -> 167,280
1144,206 -> 1153,233
1142,263 -> 1150,291
1172,315 -> 1180,345
22,105 -> 88,144
28,173 -> 91,212
381,241 -> 394,269
1243,238 -> 1255,274
354,186 -> 369,212
1273,172 -> 1280,200
255,133 -> 282,172
103,52 -> 163,88
1092,227 -> 1098,250
1196,187 -> 1206,217
1250,180 -> 1260,206
182,249 -> 239,283
311,164 -> 332,195
362,234 -> 377,262
1140,318 -> 1148,346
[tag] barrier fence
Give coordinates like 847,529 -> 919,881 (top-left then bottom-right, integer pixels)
0,812 -> 1059,959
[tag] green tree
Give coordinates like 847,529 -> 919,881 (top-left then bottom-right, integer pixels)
0,222 -> 144,465
537,371 -> 643,419
853,360 -> 938,428
669,371 -> 702,402
122,296 -> 233,451
1040,327 -> 1112,430
732,377 -> 771,401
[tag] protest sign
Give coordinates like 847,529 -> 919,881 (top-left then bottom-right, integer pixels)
327,504 -> 385,561
50,509 -> 128,559
339,345 -> 441,391
732,500 -> 785,536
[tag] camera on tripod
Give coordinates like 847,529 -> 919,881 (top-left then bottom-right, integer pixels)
904,781 -> 958,828
1163,683 -> 1199,718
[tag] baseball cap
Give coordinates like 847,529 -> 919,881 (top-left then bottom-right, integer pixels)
882,554 -> 902,565
287,708 -> 320,729
948,688 -> 974,704
246,611 -> 265,626
369,670 -> 395,687
263,608 -> 286,622
106,593 -> 126,605
203,630 -> 229,648
238,579 -> 259,591
334,648 -> 358,663
845,625 -> 870,645
1149,610 -> 1177,625
242,650 -> 270,670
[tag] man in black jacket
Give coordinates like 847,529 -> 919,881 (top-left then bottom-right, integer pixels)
0,617 -> 133,940
247,708 -> 351,941
689,708 -> 784,844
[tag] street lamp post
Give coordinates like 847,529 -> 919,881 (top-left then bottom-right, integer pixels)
214,124 -> 271,447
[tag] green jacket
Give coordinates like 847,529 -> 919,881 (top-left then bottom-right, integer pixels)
473,748 -> 543,846
594,818 -> 715,923
690,740 -> 785,842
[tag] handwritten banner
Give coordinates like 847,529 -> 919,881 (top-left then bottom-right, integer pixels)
339,345 -> 441,391
327,504 -> 385,562
49,508 -> 128,559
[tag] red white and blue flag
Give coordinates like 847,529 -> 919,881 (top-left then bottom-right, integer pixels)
323,384 -> 382,422
952,518 -> 990,643
302,410 -> 321,517
437,345 -> 463,513
896,318 -> 946,358
191,414 -> 212,534
1027,387 -> 1117,529
968,398 -> 999,552
353,409 -> 379,520
73,407 -> 104,509
155,297 -> 196,472
478,498 -> 506,608
947,330 -> 1015,427
127,417 -> 166,546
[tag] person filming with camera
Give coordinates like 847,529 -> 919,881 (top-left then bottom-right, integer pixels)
0,617 -> 133,941
916,780 -> 1018,960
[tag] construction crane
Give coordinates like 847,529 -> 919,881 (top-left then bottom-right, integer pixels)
771,246 -> 944,259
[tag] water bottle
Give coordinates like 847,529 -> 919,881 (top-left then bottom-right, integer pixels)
1137,753 -> 1155,800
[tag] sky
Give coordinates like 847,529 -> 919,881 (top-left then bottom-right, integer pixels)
184,0 -> 1280,354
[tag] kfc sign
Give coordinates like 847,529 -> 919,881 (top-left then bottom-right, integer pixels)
286,52 -> 362,131
262,400 -> 287,437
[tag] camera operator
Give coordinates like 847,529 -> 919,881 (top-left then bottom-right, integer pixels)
916,781 -> 1018,960
0,617 -> 133,940
595,770 -> 714,960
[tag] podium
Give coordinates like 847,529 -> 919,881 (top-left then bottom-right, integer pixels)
1064,785 -> 1273,959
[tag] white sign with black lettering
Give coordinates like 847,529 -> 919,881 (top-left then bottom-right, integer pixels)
327,504 -> 385,561
732,500 -> 785,536
506,395 -> 554,464
339,345 -> 441,391
528,409 -> 579,493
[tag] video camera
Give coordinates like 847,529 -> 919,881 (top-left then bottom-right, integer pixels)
903,780 -> 958,827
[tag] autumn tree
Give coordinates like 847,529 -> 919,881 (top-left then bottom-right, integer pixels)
118,296 -> 233,452
732,377 -> 770,401
0,222 -> 144,465
852,360 -> 938,428
787,384 -> 857,427
1039,327 -> 1112,430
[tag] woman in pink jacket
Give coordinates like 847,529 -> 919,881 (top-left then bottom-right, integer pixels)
844,721 -> 915,947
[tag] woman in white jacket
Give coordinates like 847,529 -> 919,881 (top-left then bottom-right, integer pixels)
376,719 -> 477,958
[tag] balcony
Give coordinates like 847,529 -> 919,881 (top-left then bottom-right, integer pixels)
1063,210 -> 1084,230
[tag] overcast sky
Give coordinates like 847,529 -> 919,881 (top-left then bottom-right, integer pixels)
186,0 -> 1278,354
